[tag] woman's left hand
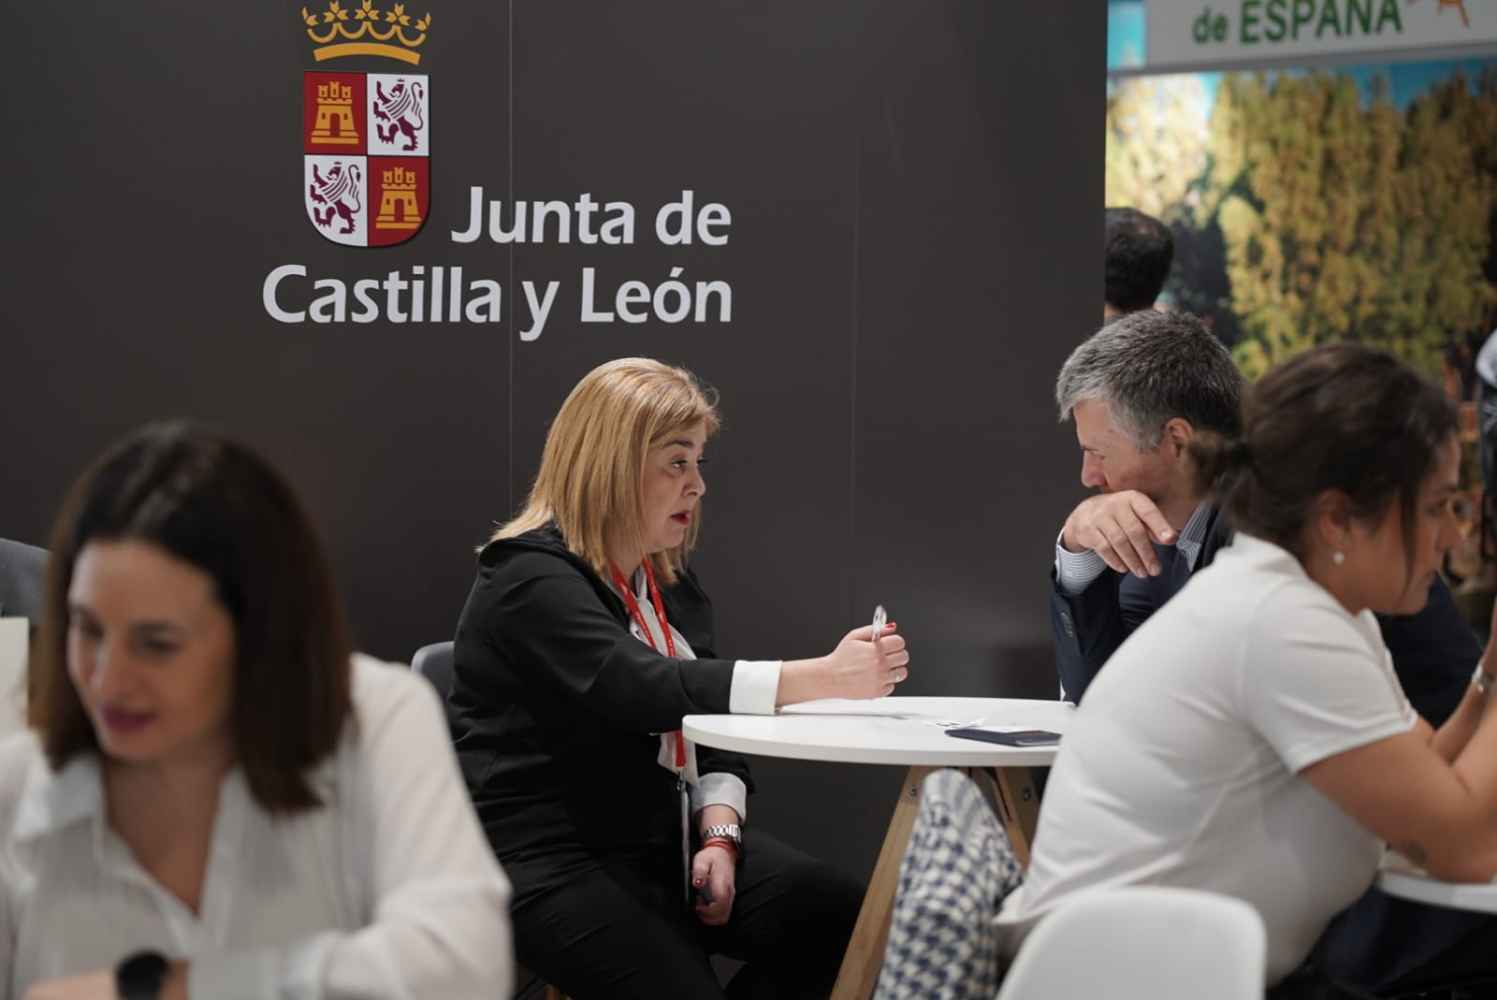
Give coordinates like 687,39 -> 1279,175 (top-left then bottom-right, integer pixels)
691,843 -> 737,926
23,971 -> 117,1000
24,964 -> 188,1000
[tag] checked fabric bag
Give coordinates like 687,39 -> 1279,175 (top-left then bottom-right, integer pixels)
873,769 -> 1024,1000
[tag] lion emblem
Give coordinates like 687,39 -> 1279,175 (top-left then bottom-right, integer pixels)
309,161 -> 363,235
374,79 -> 425,152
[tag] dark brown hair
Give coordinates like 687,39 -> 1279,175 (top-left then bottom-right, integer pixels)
1105,207 -> 1174,312
1192,344 -> 1458,581
31,421 -> 353,814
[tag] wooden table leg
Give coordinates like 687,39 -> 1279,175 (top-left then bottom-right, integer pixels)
828,765 -> 933,1000
975,766 -> 1041,867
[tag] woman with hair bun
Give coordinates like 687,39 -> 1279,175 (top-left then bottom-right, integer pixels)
998,344 -> 1497,995
450,358 -> 910,999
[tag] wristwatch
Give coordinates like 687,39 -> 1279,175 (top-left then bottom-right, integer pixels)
701,822 -> 742,852
116,950 -> 169,1000
1475,665 -> 1495,696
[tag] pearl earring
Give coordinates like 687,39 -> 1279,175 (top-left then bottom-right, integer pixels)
1332,551 -> 1345,566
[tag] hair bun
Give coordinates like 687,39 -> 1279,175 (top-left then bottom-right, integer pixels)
1222,437 -> 1253,470
1188,431 -> 1253,497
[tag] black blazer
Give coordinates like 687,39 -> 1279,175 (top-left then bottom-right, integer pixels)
1050,507 -> 1478,726
449,525 -> 754,864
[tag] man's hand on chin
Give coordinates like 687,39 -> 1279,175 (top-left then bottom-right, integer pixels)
1061,491 -> 1176,577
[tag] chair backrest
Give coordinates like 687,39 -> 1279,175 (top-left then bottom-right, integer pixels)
995,886 -> 1266,1000
411,641 -> 456,700
0,537 -> 48,621
874,769 -> 1024,1000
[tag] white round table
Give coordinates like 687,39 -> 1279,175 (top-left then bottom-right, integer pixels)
1379,855 -> 1497,914
684,695 -> 1073,768
684,696 -> 1074,1000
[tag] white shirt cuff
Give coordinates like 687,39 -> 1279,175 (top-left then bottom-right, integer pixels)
1054,533 -> 1108,595
729,659 -> 781,715
690,771 -> 748,822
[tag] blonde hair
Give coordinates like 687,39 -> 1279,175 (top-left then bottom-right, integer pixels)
493,358 -> 720,583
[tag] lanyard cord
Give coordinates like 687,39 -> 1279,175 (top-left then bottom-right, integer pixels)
610,559 -> 685,767
610,559 -> 677,658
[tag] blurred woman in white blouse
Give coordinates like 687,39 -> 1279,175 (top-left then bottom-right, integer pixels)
1,422 -> 512,1000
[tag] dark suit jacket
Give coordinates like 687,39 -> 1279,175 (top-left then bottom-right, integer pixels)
1050,507 -> 1478,726
0,538 -> 47,622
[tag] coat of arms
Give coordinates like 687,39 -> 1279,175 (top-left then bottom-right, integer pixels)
300,4 -> 432,247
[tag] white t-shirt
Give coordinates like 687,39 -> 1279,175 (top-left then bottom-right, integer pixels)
999,534 -> 1418,984
1,655 -> 514,999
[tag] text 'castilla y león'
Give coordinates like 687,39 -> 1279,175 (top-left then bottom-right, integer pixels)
264,190 -> 735,337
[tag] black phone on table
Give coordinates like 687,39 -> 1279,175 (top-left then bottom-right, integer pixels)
945,727 -> 1061,747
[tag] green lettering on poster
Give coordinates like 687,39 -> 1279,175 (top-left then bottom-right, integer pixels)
1376,0 -> 1401,33
1266,0 -> 1287,41
1292,0 -> 1315,38
1347,0 -> 1372,34
1241,0 -> 1261,43
1318,0 -> 1341,37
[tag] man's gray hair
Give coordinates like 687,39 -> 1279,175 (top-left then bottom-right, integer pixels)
1056,311 -> 1244,449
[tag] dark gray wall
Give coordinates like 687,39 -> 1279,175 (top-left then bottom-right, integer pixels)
0,2 -> 1101,882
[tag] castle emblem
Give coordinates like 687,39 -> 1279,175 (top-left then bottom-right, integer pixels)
300,3 -> 431,247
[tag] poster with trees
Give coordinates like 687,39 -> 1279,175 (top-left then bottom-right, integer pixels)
1108,64 -> 1497,377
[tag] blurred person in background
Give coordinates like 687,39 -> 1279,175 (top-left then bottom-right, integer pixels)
1103,206 -> 1173,322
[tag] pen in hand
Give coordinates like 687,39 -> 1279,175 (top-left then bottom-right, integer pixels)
868,604 -> 909,698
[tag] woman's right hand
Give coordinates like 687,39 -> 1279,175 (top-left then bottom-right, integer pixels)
777,624 -> 910,705
828,623 -> 910,699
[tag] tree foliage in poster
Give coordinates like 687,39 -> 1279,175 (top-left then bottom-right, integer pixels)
1105,76 -> 1210,224
1106,67 -> 1497,380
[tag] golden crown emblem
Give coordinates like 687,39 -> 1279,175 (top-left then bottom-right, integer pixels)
301,1 -> 432,65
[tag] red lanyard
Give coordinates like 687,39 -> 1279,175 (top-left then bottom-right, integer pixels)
610,558 -> 677,658
610,559 -> 685,767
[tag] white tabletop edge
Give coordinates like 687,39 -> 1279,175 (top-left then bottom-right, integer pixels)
683,696 -> 1070,768
681,719 -> 1060,767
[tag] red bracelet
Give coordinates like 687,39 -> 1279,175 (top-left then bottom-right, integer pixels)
702,837 -> 738,858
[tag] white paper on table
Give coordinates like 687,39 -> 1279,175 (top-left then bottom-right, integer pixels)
779,699 -> 935,720
0,618 -> 27,738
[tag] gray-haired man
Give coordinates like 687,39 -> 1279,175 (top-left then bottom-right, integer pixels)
1050,311 -> 1474,727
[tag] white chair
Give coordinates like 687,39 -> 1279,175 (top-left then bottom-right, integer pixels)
995,886 -> 1266,1000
